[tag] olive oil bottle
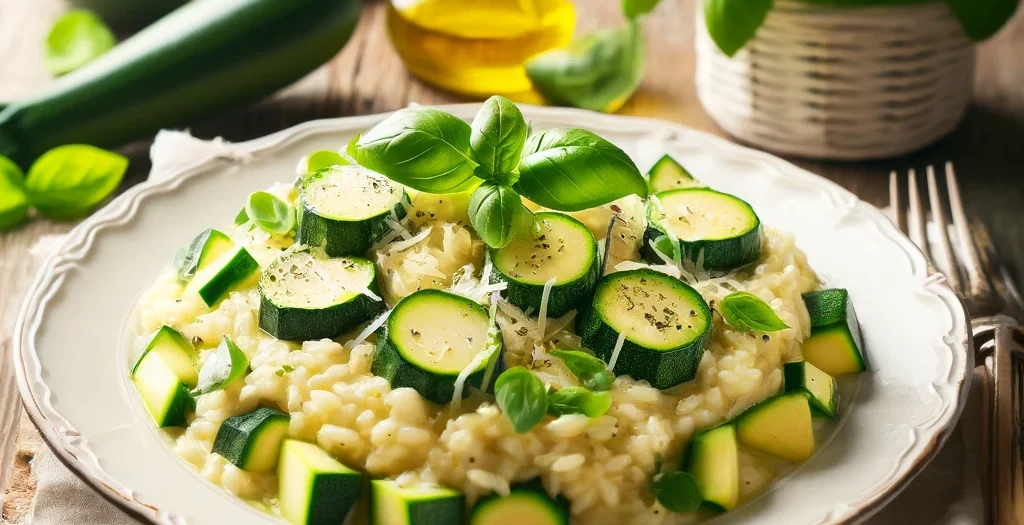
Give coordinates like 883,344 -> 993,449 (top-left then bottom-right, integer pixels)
387,0 -> 576,98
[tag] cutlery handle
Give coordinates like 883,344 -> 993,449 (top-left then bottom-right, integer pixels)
981,321 -> 1024,525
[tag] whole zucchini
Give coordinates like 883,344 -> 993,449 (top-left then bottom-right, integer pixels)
0,0 -> 363,167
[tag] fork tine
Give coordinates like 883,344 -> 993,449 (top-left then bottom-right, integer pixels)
945,162 -> 990,297
970,217 -> 1023,318
907,168 -> 930,259
927,165 -> 963,290
889,170 -> 907,233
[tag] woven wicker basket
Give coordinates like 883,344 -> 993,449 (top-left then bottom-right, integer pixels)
695,0 -> 975,160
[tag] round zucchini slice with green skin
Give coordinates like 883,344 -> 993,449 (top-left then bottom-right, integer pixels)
642,188 -> 763,273
490,212 -> 600,318
470,481 -> 569,525
213,407 -> 290,473
370,480 -> 465,525
259,250 -> 383,341
372,289 -> 500,405
297,165 -> 409,257
577,269 -> 712,389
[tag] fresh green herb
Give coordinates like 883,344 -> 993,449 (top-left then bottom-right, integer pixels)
352,108 -> 479,193
651,471 -> 702,513
245,191 -> 295,235
494,367 -> 548,434
468,182 -> 535,249
0,156 -> 29,231
946,0 -> 1020,40
302,150 -> 348,175
233,207 -> 249,226
702,0 -> 774,57
622,0 -> 663,18
550,349 -> 615,391
526,22 -> 645,113
547,387 -> 612,418
517,128 -> 647,211
275,364 -> 296,377
720,291 -> 789,332
470,96 -> 529,181
24,145 -> 128,220
173,229 -> 219,281
45,10 -> 116,76
193,337 -> 249,396
351,98 -> 646,248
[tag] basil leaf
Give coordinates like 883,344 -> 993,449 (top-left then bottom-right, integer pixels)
495,367 -> 548,433
547,387 -> 612,418
353,108 -> 480,193
526,23 -> 644,113
233,207 -> 249,226
469,182 -> 534,249
301,150 -> 349,175
516,129 -> 647,212
470,96 -> 529,181
623,0 -> 662,18
946,0 -> 1019,41
651,471 -> 702,513
0,156 -> 29,231
246,191 -> 295,235
173,229 -> 220,282
702,0 -> 773,57
45,10 -> 116,76
550,349 -> 614,391
720,291 -> 789,332
25,145 -> 128,220
192,337 -> 249,396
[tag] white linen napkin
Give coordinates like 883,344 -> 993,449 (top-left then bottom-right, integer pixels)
25,131 -> 985,524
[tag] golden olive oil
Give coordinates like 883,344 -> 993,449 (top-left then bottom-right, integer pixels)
387,0 -> 576,98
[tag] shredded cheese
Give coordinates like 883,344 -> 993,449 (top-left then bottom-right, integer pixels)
345,309 -> 392,348
535,277 -> 557,341
607,330 -> 628,371
386,226 -> 433,254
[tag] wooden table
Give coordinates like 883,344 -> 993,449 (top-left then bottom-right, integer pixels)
2,0 -> 1023,521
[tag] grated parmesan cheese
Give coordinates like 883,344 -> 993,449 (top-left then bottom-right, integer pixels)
535,277 -> 557,342
607,331 -> 627,371
345,309 -> 391,348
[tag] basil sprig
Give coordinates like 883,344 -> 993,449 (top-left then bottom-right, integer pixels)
352,96 -> 647,248
651,471 -> 702,513
703,0 -> 1020,57
0,156 -> 28,231
551,349 -> 615,391
547,386 -> 612,418
494,367 -> 549,434
301,150 -> 349,176
45,9 -> 116,76
192,337 -> 249,396
719,291 -> 789,332
246,191 -> 295,236
23,145 -> 128,220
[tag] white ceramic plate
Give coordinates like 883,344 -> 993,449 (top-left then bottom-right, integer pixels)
13,105 -> 971,525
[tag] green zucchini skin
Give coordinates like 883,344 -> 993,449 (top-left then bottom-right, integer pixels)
577,270 -> 712,389
192,247 -> 260,307
212,407 -> 290,472
0,0 -> 363,166
372,328 -> 486,406
642,189 -> 763,273
258,258 -> 384,341
298,196 -> 408,257
470,480 -> 569,525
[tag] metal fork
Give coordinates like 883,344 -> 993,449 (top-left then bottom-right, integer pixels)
891,162 -> 1024,524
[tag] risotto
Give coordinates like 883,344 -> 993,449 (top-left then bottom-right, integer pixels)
128,104 -> 866,525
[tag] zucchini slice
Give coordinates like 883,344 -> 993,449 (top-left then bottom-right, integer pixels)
370,480 -> 465,525
297,165 -> 408,256
490,212 -> 599,318
259,250 -> 383,341
131,326 -> 198,388
784,361 -> 839,418
735,392 -> 815,462
470,481 -> 569,525
372,289 -> 500,404
279,439 -> 362,525
685,424 -> 739,512
801,289 -> 866,376
185,245 -> 260,307
174,228 -> 234,281
647,155 -> 699,194
643,188 -> 762,272
131,351 -> 194,428
577,269 -> 712,389
212,407 -> 290,473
